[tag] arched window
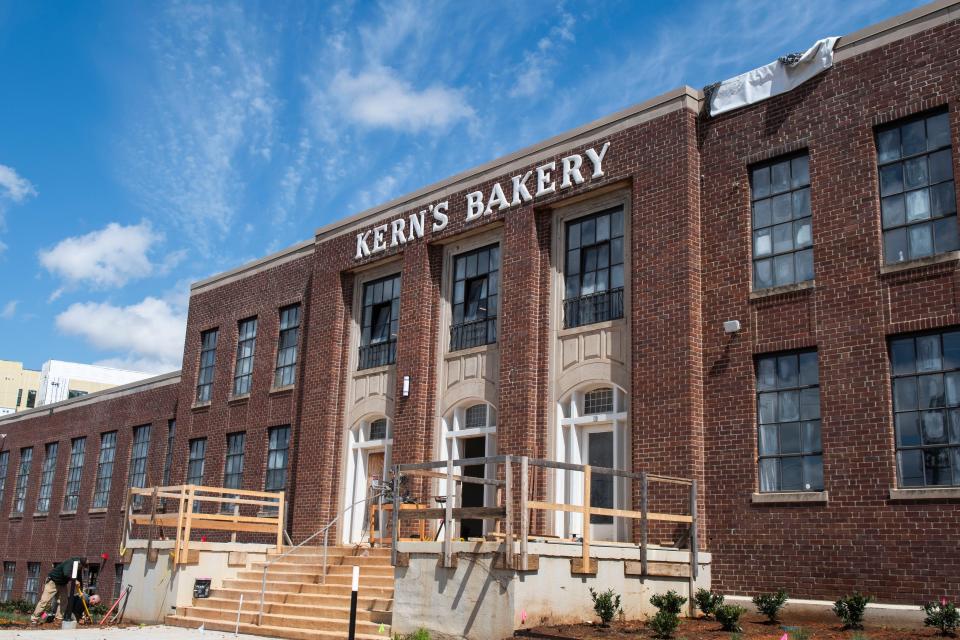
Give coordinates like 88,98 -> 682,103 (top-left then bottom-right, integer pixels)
369,418 -> 388,441
583,388 -> 614,414
464,404 -> 488,430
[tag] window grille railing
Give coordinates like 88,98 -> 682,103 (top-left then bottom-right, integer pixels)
358,338 -> 397,370
563,287 -> 624,329
449,317 -> 497,352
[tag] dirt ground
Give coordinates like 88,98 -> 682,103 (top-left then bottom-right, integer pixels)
515,616 -> 942,639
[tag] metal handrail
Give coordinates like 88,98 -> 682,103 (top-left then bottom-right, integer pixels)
257,489 -> 388,625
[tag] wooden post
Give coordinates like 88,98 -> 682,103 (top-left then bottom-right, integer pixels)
390,465 -> 400,567
276,492 -> 286,552
689,479 -> 698,617
503,456 -> 513,569
174,486 -> 187,564
443,458 -> 454,568
640,472 -> 648,577
181,486 -> 196,565
146,487 -> 159,557
519,456 -> 529,570
581,465 -> 591,571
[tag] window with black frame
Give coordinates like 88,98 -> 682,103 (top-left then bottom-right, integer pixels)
265,426 -> 290,493
233,317 -> 257,396
756,350 -> 823,492
358,274 -> 400,369
128,425 -> 151,509
186,438 -> 207,511
750,153 -> 813,289
274,304 -> 301,388
35,442 -> 58,514
92,432 -> 117,509
877,110 -> 957,264
450,244 -> 499,351
563,207 -> 625,329
63,437 -> 85,512
12,447 -> 33,514
196,328 -> 218,402
221,432 -> 245,513
0,451 -> 9,506
890,330 -> 960,487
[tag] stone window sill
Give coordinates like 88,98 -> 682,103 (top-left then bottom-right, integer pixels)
8,513 -> 23,520
889,487 -> 960,501
60,511 -> 77,517
557,318 -> 625,338
879,250 -> 960,276
191,401 -> 212,411
752,491 -> 828,504
750,280 -> 815,301
33,512 -> 49,518
269,385 -> 295,396
228,394 -> 250,404
88,507 -> 108,515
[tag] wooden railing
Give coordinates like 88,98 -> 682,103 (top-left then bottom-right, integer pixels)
390,456 -> 697,583
122,485 -> 285,564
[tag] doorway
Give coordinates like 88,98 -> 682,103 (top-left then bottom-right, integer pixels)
459,436 -> 486,539
584,429 -> 615,541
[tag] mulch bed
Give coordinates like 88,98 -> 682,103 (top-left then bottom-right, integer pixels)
516,616 -> 941,639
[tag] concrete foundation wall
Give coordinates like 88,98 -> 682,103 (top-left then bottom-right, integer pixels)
392,541 -> 710,640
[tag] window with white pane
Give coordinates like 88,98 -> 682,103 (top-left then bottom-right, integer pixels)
751,154 -> 813,290
62,437 -> 85,512
221,432 -> 246,513
128,425 -> 151,508
233,317 -> 257,396
35,442 -> 58,514
756,350 -> 823,492
12,447 -> 33,514
92,432 -> 117,509
358,274 -> 401,370
265,426 -> 290,493
274,304 -> 301,387
877,110 -> 956,264
449,244 -> 499,351
890,330 -> 960,487
196,329 -> 218,402
563,207 -> 625,329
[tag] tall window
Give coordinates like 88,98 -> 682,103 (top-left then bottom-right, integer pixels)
274,304 -> 301,388
222,432 -> 246,513
35,442 -> 58,514
24,563 -> 40,603
162,420 -> 175,486
890,330 -> 960,486
63,437 -> 86,512
113,564 -> 124,600
878,110 -> 956,264
756,351 -> 822,492
92,432 -> 117,509
265,426 -> 290,493
233,318 -> 257,396
26,390 -> 36,408
0,451 -> 8,505
751,154 -> 813,289
564,207 -> 625,329
15,389 -> 22,408
358,274 -> 400,369
196,328 -> 219,402
450,244 -> 499,351
12,447 -> 33,514
186,438 -> 207,485
0,562 -> 14,601
128,426 -> 151,508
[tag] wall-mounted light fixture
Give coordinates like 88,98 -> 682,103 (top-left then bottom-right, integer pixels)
723,320 -> 742,334
402,375 -> 410,397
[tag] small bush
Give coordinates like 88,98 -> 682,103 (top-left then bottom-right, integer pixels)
924,598 -> 960,636
395,630 -> 431,640
650,590 -> 687,616
589,587 -> 622,627
648,609 -> 681,639
694,588 -> 724,619
753,588 -> 788,623
0,599 -> 33,615
833,592 -> 872,630
715,604 -> 746,632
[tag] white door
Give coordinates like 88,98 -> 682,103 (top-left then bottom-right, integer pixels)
584,428 -> 616,541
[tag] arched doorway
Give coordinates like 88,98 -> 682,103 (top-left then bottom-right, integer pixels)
440,402 -> 497,539
342,416 -> 392,544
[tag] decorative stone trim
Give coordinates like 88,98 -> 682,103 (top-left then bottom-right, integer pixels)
752,491 -> 828,504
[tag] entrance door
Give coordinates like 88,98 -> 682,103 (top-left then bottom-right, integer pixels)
459,437 -> 486,539
585,429 -> 615,541
366,451 -> 385,542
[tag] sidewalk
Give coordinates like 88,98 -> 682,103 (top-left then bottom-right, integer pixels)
0,625 -> 274,640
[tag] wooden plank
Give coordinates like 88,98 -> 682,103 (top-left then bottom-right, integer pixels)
503,456 -> 513,569
646,474 -> 693,486
526,458 -> 642,480
276,492 -> 285,552
136,484 -> 284,499
398,455 -> 508,472
174,486 -> 187,564
185,513 -> 279,524
399,507 -> 507,522
581,465 -> 591,571
527,501 -> 646,520
494,553 -> 539,571
624,560 -> 690,578
648,512 -> 693,524
391,465 -> 400,567
689,479 -> 698,618
520,456 -> 528,570
444,458 -> 453,569
175,520 -> 275,534
167,494 -> 280,507
403,469 -> 503,486
570,557 -> 597,575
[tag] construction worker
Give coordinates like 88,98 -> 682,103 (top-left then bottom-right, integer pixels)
30,556 -> 85,625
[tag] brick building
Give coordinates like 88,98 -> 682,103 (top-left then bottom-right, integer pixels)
1,0 -> 959,607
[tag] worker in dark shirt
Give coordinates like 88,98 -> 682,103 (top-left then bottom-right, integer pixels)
30,557 -> 85,624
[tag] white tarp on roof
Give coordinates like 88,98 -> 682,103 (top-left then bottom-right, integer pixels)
709,37 -> 840,116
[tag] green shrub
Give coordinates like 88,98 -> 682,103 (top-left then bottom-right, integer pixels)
923,598 -> 960,636
648,609 -> 681,638
0,599 -> 33,615
753,588 -> 788,623
588,587 -> 622,627
650,590 -> 687,616
833,592 -> 872,630
394,629 -> 431,640
715,604 -> 746,632
694,588 -> 724,618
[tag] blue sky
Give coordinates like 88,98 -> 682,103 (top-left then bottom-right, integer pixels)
0,0 -> 923,373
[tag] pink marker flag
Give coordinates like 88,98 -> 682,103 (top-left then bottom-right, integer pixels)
779,634 -> 788,640
521,610 -> 527,624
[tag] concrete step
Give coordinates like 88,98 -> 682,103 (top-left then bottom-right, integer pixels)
235,570 -> 394,588
267,546 -> 392,559
166,614 -> 386,640
209,588 -> 393,610
222,578 -> 394,597
250,562 -> 394,577
198,597 -> 391,624
182,605 -> 383,634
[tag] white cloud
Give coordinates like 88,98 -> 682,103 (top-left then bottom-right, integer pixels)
508,8 -> 576,98
55,296 -> 187,374
0,300 -> 17,319
330,66 -> 475,133
38,221 -> 180,291
0,165 -> 36,202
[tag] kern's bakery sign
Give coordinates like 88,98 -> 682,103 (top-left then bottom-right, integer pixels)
354,142 -> 610,260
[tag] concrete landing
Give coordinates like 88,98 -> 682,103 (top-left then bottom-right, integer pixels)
0,624 -> 277,640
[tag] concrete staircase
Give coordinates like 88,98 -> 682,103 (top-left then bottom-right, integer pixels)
166,546 -> 394,640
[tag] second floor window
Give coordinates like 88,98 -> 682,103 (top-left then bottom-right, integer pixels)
890,330 -> 960,487
187,438 -> 207,511
756,350 -> 823,492
63,437 -> 86,512
450,244 -> 499,351
359,274 -> 400,370
0,451 -> 9,505
274,304 -> 301,388
878,110 -> 956,264
92,431 -> 117,509
35,442 -> 58,514
223,432 -> 246,491
265,426 -> 290,493
162,420 -> 175,486
13,447 -> 33,514
128,425 -> 151,508
751,154 -> 813,289
233,318 -> 257,396
196,328 -> 218,403
564,207 -> 625,329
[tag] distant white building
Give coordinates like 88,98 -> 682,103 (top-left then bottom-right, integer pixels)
36,360 -> 155,406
